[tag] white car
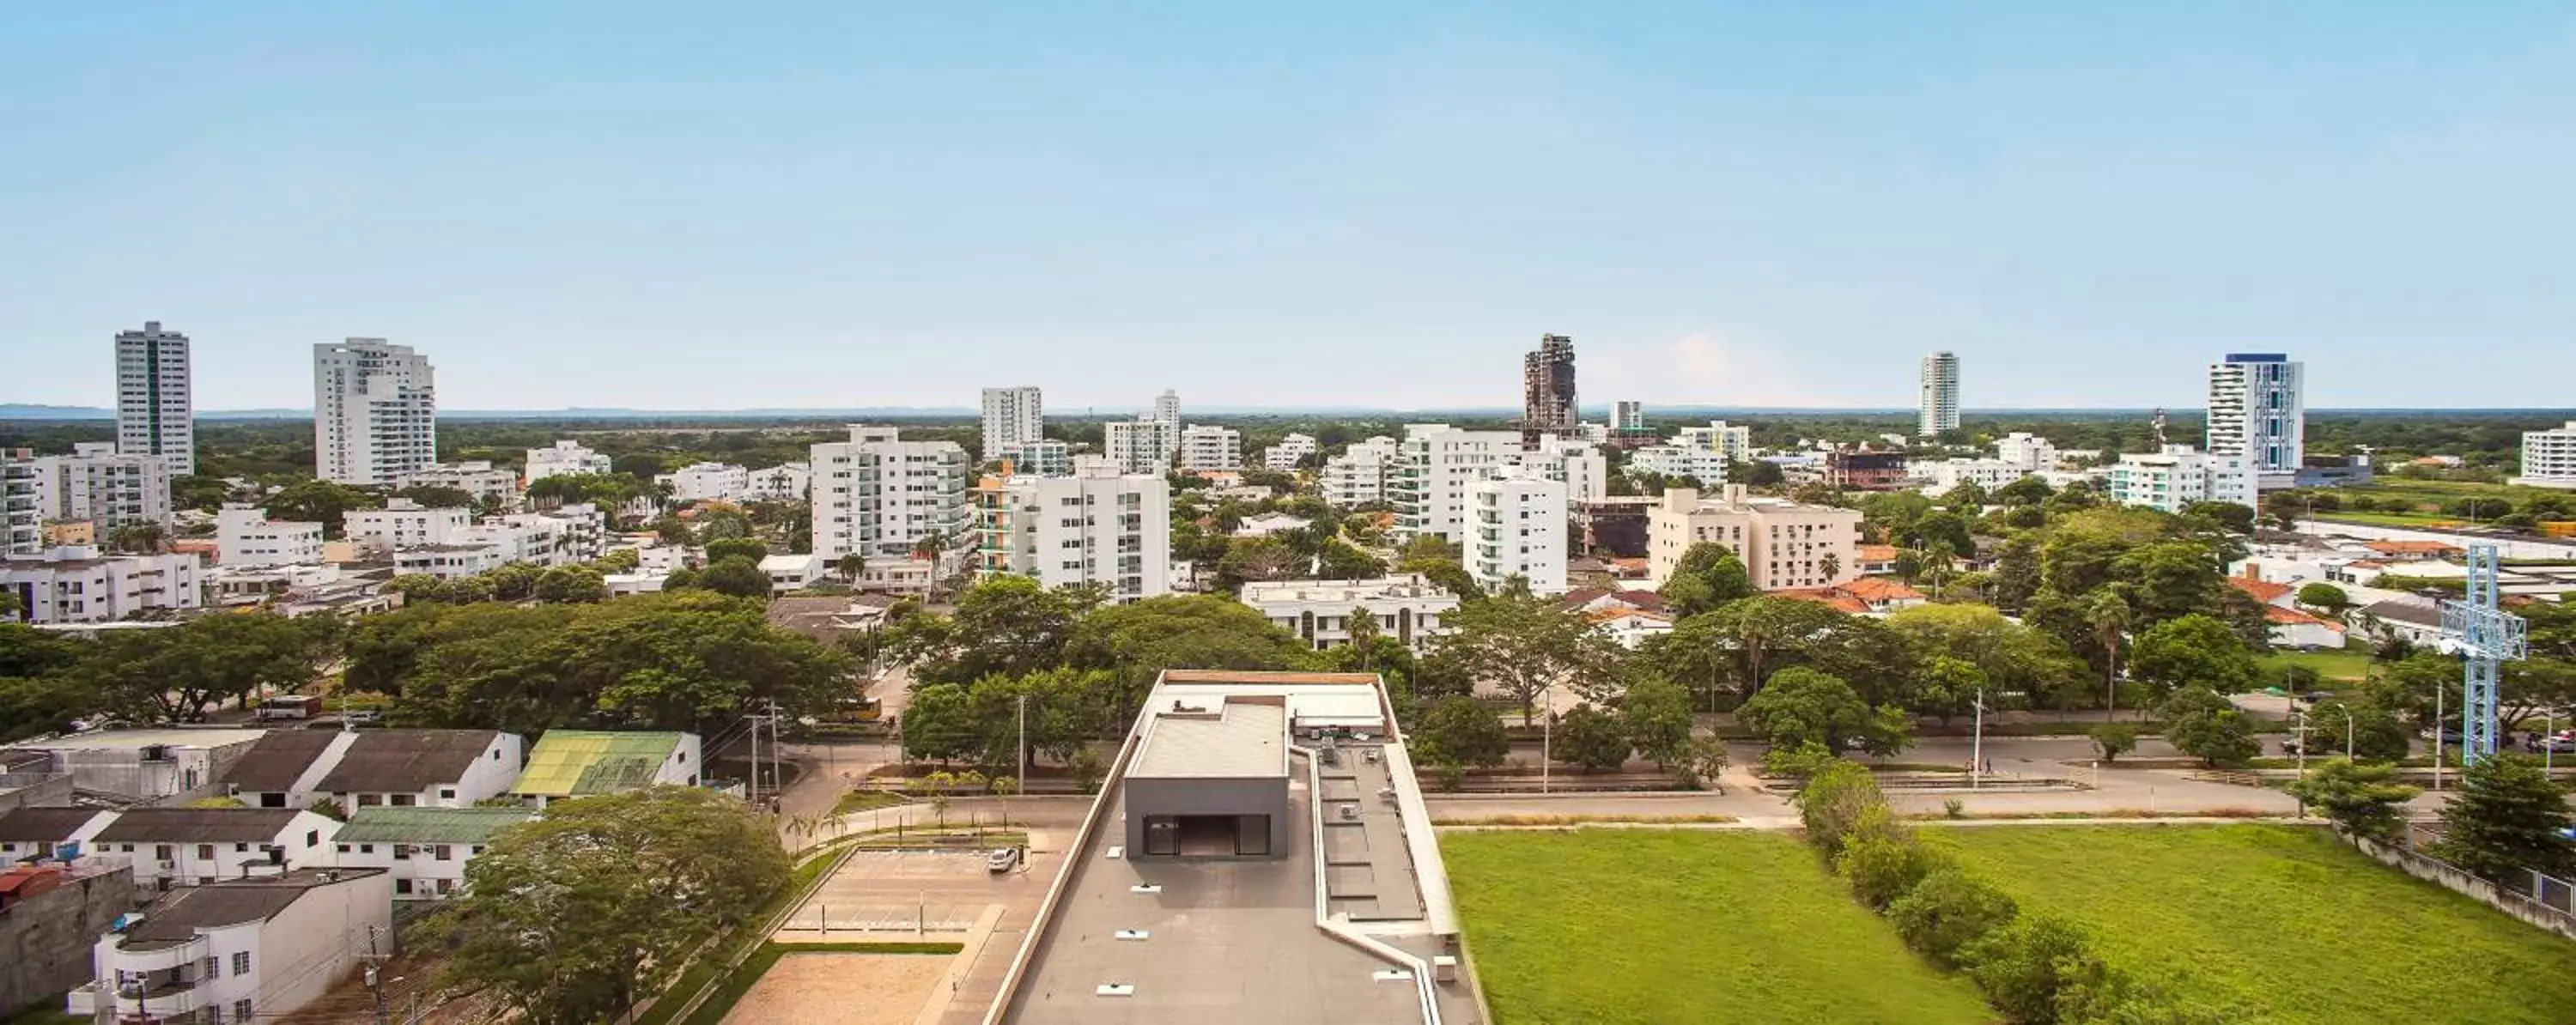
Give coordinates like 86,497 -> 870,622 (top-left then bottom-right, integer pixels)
987,847 -> 1022,874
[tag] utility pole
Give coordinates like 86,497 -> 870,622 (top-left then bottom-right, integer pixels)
1018,694 -> 1028,796
362,925 -> 390,1025
1971,688 -> 1985,790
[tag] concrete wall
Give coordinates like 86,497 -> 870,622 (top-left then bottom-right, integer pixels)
0,772 -> 73,811
1122,776 -> 1291,858
2345,833 -> 2576,941
0,866 -> 138,1012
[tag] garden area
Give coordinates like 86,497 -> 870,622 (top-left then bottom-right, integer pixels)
1929,824 -> 2576,1024
1443,830 -> 1990,1024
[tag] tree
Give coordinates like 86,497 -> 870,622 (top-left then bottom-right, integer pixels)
697,556 -> 772,599
1740,667 -> 1913,757
1067,595 -> 1313,728
835,551 -> 867,582
1618,676 -> 1697,768
1660,543 -> 1754,618
1213,536 -> 1298,590
652,516 -> 695,545
1425,591 -> 1620,725
1412,695 -> 1508,770
1995,476 -> 2054,506
1653,596 -> 1859,707
704,537 -> 769,565
533,565 -> 608,604
1964,915 -> 2111,1025
1314,539 -> 1384,579
82,614 -> 337,723
694,506 -> 755,541
2084,591 -> 2132,713
1792,759 -> 1884,858
108,522 -> 166,554
2126,614 -> 2259,702
1911,654 -> 1986,725
1885,603 -> 2086,713
2284,759 -> 2419,840
394,484 -> 477,509
484,562 -> 543,602
429,786 -> 789,1025
2296,582 -> 2353,616
265,480 -> 382,537
1890,867 -> 2020,969
2182,500 -> 2256,536
1551,704 -> 1631,772
2436,753 -> 2576,883
896,576 -> 1109,688
2088,723 -> 2138,764
2157,687 -> 2259,767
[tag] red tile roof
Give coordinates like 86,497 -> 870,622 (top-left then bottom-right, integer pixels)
1856,543 -> 1901,563
1838,577 -> 1923,604
1776,589 -> 1870,615
2366,541 -> 2463,556
2263,605 -> 2347,632
2228,576 -> 2296,604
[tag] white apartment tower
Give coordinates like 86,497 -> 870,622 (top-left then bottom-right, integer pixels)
977,457 -> 1172,603
981,386 -> 1044,460
1467,469 -> 1569,596
2514,422 -> 2576,490
314,339 -> 437,486
1177,424 -> 1242,470
114,321 -> 194,476
1151,389 -> 1182,425
2206,353 -> 2304,489
1390,425 -> 1522,544
1321,437 -> 1400,508
2107,445 -> 2257,512
1103,419 -> 1181,475
27,442 -> 173,531
809,426 -> 971,562
1609,401 -> 1646,434
1918,351 -> 1960,439
3,451 -> 43,556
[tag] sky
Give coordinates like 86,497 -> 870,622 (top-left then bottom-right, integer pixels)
3,3 -> 2573,413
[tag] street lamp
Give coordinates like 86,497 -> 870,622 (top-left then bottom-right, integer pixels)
1971,688 -> 1986,791
2331,704 -> 2355,761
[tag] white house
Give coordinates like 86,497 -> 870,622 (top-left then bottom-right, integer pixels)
67,867 -> 392,1025
0,806 -> 117,862
216,504 -> 324,568
524,440 -> 615,483
331,807 -> 533,900
1238,573 -> 1461,652
995,440 -> 1072,477
656,462 -> 751,503
1513,437 -> 1609,502
1231,512 -> 1312,538
1467,469 -> 1569,596
1671,421 -> 1755,464
759,552 -> 828,593
1995,432 -> 2061,471
217,728 -> 526,812
1628,445 -> 1730,485
88,809 -> 340,891
3,728 -> 269,804
0,547 -> 204,624
1392,425 -> 1523,543
508,731 -> 702,808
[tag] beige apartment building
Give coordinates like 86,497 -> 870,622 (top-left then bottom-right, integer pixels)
1648,485 -> 1863,591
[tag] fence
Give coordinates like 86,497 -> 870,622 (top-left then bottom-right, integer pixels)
2347,830 -> 2576,941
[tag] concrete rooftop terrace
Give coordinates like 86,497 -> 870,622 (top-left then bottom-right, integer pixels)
993,670 -> 1477,1025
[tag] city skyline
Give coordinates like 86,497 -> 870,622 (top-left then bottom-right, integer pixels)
6,5 -> 2574,411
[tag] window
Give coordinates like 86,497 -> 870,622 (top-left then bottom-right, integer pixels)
155,845 -> 173,861
360,844 -> 375,854
232,952 -> 251,976
307,830 -> 320,846
235,999 -> 253,1021
197,844 -> 215,859
435,845 -> 453,860
440,787 -> 458,800
394,845 -> 412,860
396,878 -> 414,895
205,955 -> 221,978
234,842 -> 249,852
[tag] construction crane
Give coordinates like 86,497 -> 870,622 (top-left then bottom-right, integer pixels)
2441,543 -> 2527,762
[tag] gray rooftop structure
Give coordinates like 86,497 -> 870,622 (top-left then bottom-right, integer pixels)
992,670 -> 1478,1025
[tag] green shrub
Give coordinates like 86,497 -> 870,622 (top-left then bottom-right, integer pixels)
1793,759 -> 1884,858
1964,914 -> 2104,1024
1836,807 -> 1943,911
1888,867 -> 2019,968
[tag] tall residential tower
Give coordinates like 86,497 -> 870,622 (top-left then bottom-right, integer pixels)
115,321 -> 194,476
314,338 -> 438,486
980,386 -> 1044,461
1917,351 -> 1960,439
1522,334 -> 1578,444
2205,353 -> 2303,489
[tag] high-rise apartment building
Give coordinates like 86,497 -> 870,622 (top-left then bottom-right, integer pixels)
2107,446 -> 2256,512
1103,419 -> 1181,475
1918,351 -> 1960,439
1609,400 -> 1646,434
26,442 -> 172,531
314,339 -> 437,486
1151,389 -> 1182,425
1467,469 -> 1569,595
1648,485 -> 1863,591
1522,334 -> 1578,442
1321,437 -> 1400,508
981,386 -> 1044,460
1177,425 -> 1242,471
2205,353 -> 2304,489
1391,425 -> 1523,543
2,451 -> 40,556
973,457 -> 1171,603
808,426 -> 971,563
2513,422 -> 2576,490
114,321 -> 194,476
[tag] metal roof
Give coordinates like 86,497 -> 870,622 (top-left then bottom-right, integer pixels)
0,806 -> 110,842
313,730 -> 503,794
1130,699 -> 1288,779
94,809 -> 306,844
216,731 -> 340,793
331,807 -> 532,845
511,731 -> 684,797
119,869 -> 385,946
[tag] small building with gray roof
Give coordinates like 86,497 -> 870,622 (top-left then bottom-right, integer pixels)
66,866 -> 391,1025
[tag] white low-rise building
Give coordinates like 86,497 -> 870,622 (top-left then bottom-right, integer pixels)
88,808 -> 340,891
3,728 -> 269,804
216,728 -> 526,811
1231,512 -> 1311,538
973,458 -> 1172,603
1648,485 -> 1863,591
396,461 -> 521,504
216,504 -> 324,568
2106,445 -> 2256,512
1995,432 -> 2061,471
747,462 -> 812,500
2513,421 -> 2576,489
25,442 -> 173,531
1321,437 -> 1400,508
67,867 -> 392,1025
759,553 -> 827,593
1670,421 -> 1755,464
524,440 -> 615,482
1239,573 -> 1460,652
1467,469 -> 1569,596
1178,424 -> 1242,471
995,440 -> 1072,477
656,462 -> 751,503
344,499 -> 473,555
1262,434 -> 1319,470
1515,437 -> 1609,502
1,546 -> 204,624
1629,445 -> 1729,484
331,807 -> 533,900
1103,418 -> 1181,474
1912,458 -> 2034,494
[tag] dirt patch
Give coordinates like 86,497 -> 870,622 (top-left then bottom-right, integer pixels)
723,952 -> 952,1025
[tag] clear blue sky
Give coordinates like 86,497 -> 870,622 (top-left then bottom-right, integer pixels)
3,3 -> 2571,412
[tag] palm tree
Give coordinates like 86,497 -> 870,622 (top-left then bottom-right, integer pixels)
1923,540 -> 1955,600
1819,552 -> 1842,582
2087,591 -> 2132,718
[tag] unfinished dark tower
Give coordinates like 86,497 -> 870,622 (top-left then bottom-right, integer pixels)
1522,333 -> 1578,447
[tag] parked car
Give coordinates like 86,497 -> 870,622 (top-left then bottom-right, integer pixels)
987,847 -> 1023,874
2523,732 -> 2576,755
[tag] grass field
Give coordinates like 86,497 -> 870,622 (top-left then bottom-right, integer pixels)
1930,824 -> 2576,1024
1443,830 -> 1990,1024
2256,646 -> 2378,684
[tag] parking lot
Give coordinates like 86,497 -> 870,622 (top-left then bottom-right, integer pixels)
777,844 -> 1065,1024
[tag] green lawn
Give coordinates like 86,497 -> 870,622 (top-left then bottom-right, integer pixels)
830,789 -> 910,816
2257,646 -> 2377,684
1930,824 -> 2576,1024
1443,830 -> 1989,1025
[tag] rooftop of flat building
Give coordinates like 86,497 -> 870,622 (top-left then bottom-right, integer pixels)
1129,698 -> 1287,780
